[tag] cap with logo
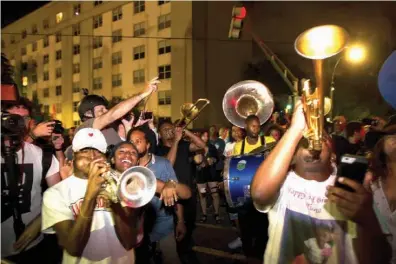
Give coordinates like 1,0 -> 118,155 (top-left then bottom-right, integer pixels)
72,128 -> 108,153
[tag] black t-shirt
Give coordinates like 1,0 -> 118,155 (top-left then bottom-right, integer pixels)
332,135 -> 363,163
156,140 -> 194,188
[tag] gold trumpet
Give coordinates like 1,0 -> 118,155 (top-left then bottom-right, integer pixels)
175,99 -> 210,128
294,25 -> 349,156
100,166 -> 157,208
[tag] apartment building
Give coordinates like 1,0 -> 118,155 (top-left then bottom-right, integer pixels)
1,1 -> 197,128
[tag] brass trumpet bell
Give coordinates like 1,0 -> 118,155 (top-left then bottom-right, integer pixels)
223,80 -> 274,128
295,25 -> 349,60
177,99 -> 210,128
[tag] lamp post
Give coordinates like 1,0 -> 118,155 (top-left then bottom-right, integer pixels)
330,45 -> 366,120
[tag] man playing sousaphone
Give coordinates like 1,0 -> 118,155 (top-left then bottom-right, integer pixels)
251,101 -> 390,264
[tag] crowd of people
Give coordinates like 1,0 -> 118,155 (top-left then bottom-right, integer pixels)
1,75 -> 396,264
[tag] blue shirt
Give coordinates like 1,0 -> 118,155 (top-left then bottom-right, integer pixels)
146,155 -> 178,242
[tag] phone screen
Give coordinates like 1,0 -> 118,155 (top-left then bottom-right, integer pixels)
335,154 -> 368,192
144,112 -> 153,120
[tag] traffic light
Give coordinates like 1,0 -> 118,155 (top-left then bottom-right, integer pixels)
228,5 -> 247,39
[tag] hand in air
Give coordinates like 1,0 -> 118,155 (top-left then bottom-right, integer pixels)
143,77 -> 161,96
32,121 -> 55,137
290,100 -> 307,135
326,172 -> 374,225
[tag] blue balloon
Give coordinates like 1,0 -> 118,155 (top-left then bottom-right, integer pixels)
378,51 -> 396,109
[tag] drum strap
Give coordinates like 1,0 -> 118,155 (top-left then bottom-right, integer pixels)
241,135 -> 265,155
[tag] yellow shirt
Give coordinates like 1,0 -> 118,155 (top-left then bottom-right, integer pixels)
232,136 -> 276,155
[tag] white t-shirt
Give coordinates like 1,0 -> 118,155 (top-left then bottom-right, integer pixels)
372,180 -> 396,263
1,142 -> 60,257
257,170 -> 358,264
224,142 -> 236,157
42,175 -> 137,264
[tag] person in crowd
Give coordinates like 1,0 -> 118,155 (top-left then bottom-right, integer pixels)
332,121 -> 365,164
265,124 -> 285,142
231,114 -> 275,260
223,126 -> 244,158
156,120 -> 206,264
194,130 -> 221,224
371,132 -> 396,263
332,116 -> 347,137
251,101 -> 391,264
1,99 -> 61,263
127,128 -> 191,264
42,128 -> 144,263
209,126 -> 226,196
219,127 -> 230,144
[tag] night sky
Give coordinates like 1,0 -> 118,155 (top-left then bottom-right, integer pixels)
1,1 -> 49,28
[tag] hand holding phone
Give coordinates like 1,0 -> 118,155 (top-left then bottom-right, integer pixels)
335,154 -> 369,192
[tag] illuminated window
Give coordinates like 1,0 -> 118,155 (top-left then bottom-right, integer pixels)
56,12 -> 63,24
73,4 -> 81,16
22,77 -> 28,86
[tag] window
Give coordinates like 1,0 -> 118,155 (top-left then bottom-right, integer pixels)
32,25 -> 38,34
56,12 -> 63,23
72,82 -> 80,93
112,74 -> 122,87
32,42 -> 37,52
94,1 -> 102,6
133,22 -> 146,37
31,73 -> 37,83
22,62 -> 28,71
44,105 -> 50,114
158,40 -> 171,55
43,36 -> 49,47
112,7 -> 122,21
56,85 -> 62,96
56,32 -> 62,42
74,120 -> 81,126
56,50 -> 62,60
133,69 -> 145,83
93,57 -> 102,69
158,14 -> 171,30
43,19 -> 49,29
134,1 -> 145,14
56,68 -> 62,78
43,54 -> 49,64
11,36 -> 15,44
32,90 -> 38,99
56,103 -> 62,113
31,60 -> 37,68
133,45 -> 145,60
73,45 -> 80,55
158,90 -> 171,105
158,65 -> 171,79
22,30 -> 27,39
21,47 -> 27,56
93,37 -> 103,49
93,77 -> 102,90
72,24 -> 80,36
73,63 -> 80,74
43,71 -> 49,81
112,51 -> 122,65
158,0 -> 170,5
93,15 -> 103,29
73,4 -> 81,16
112,30 -> 122,43
73,101 -> 79,112
43,88 -> 49,98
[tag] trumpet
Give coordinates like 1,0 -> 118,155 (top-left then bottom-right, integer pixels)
175,99 -> 210,129
100,165 -> 157,208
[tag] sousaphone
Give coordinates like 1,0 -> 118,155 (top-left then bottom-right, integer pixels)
223,80 -> 274,128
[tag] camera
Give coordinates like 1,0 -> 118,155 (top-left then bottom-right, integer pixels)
1,112 -> 25,136
142,112 -> 153,120
51,120 -> 64,134
361,118 -> 379,127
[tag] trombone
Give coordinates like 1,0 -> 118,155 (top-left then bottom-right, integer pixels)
175,99 -> 210,128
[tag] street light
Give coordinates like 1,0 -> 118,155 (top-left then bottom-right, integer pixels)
330,44 -> 366,120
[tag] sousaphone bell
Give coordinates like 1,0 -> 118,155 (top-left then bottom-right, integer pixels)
223,80 -> 274,128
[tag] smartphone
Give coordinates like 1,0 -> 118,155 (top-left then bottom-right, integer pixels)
143,112 -> 153,120
335,154 -> 368,192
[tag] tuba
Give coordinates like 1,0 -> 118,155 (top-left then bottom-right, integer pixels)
223,80 -> 274,128
294,25 -> 349,157
101,166 -> 157,208
175,99 -> 210,128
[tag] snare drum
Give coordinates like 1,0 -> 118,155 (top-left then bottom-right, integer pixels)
223,154 -> 265,208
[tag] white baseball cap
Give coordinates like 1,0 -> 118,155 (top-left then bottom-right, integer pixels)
72,128 -> 107,153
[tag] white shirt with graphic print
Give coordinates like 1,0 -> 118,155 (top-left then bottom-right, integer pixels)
256,169 -> 358,264
1,142 -> 59,258
42,175 -> 138,264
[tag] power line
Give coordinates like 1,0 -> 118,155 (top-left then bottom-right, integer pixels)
1,32 -> 293,44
